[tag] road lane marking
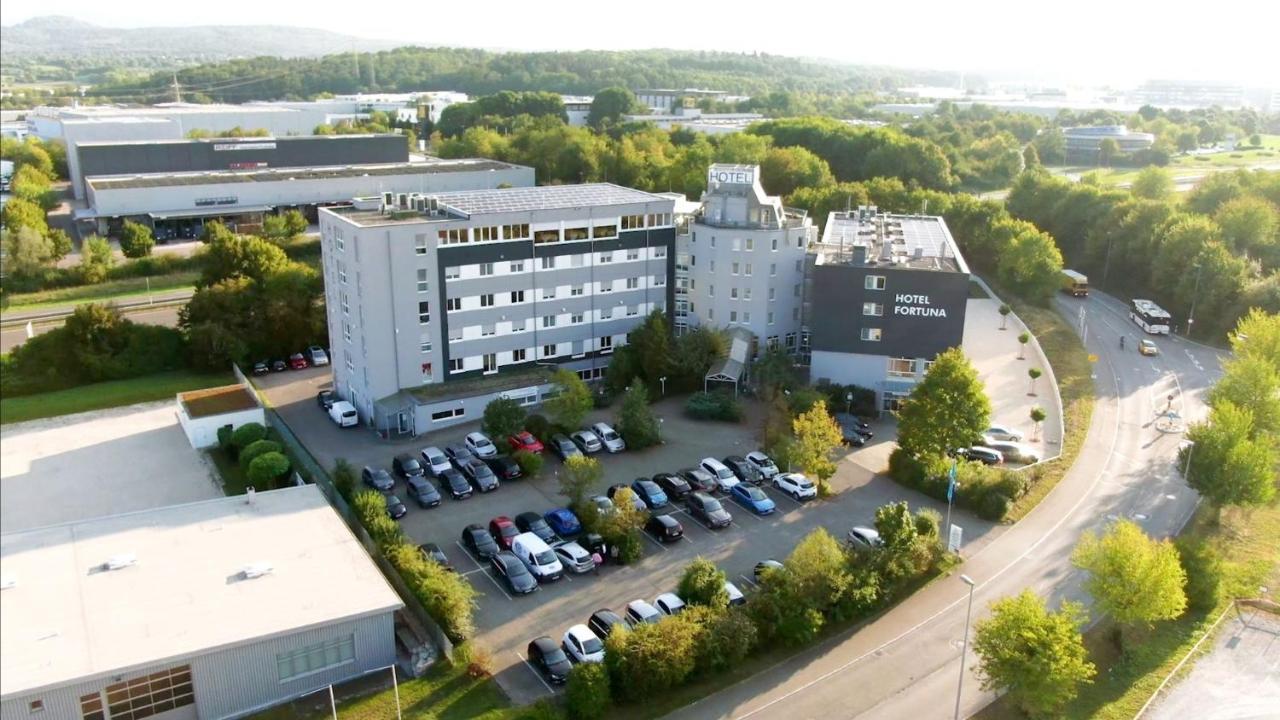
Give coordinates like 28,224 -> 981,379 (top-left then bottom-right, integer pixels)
515,651 -> 557,695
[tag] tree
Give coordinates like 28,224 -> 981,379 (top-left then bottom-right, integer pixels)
1249,133 -> 1262,147
2,226 -> 55,278
605,616 -> 700,701
1018,331 -> 1030,359
47,228 -> 72,262
1030,406 -> 1047,441
600,487 -> 646,564
1130,166 -> 1174,201
482,396 -> 526,440
754,346 -> 800,398
79,235 -> 115,284
896,348 -> 992,459
544,368 -> 593,430
247,451 -> 291,488
1,197 -> 49,236
998,303 -> 1011,330
565,663 -> 611,720
1072,520 -> 1187,628
1022,143 -> 1040,169
1176,127 -> 1201,153
677,558 -> 730,610
1028,367 -> 1042,395
688,604 -> 757,673
1215,196 -> 1279,265
997,224 -> 1064,303
973,590 -> 1096,718
790,400 -> 843,494
262,209 -> 310,244
239,439 -> 283,471
1182,401 -> 1277,508
199,230 -> 288,286
587,87 -> 643,129
118,220 -> 155,259
10,164 -> 59,211
759,146 -> 834,197
559,455 -> 603,510
1208,355 -> 1280,436
873,501 -> 918,550
1230,308 -> 1280,368
618,383 -> 661,449
785,528 -> 853,611
1098,138 -> 1120,166
625,310 -> 673,393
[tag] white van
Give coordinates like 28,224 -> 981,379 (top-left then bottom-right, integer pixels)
328,400 -> 358,428
511,532 -> 564,582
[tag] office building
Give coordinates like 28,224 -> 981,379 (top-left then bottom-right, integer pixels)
634,88 -> 730,113
1062,125 -> 1155,163
318,184 -> 677,435
0,485 -> 402,720
1132,80 -> 1245,109
561,96 -> 594,127
677,164 -> 816,356
623,107 -> 764,135
808,207 -> 970,411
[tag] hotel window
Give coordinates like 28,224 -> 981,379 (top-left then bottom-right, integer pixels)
543,315 -> 556,328
743,311 -> 752,323
482,324 -> 496,336
593,224 -> 617,239
343,322 -> 351,342
730,287 -> 738,299
418,302 -> 430,324
710,260 -> 716,271
277,637 -> 354,682
572,313 -> 584,324
654,245 -> 668,258
476,226 -> 500,242
768,311 -> 775,325
744,288 -> 752,300
541,255 -> 555,269
543,344 -> 557,358
338,262 -> 347,284
534,229 -> 560,244
100,665 -> 195,720
513,348 -> 527,362
786,332 -> 797,349
445,266 -> 460,280
861,328 -> 883,342
438,228 -> 468,245
446,297 -> 461,311
420,336 -> 432,353
621,214 -> 644,230
565,227 -> 589,241
746,238 -> 754,250
863,302 -> 884,316
708,284 -> 715,297
796,235 -> 803,248
626,277 -> 639,289
771,238 -> 778,251
449,359 -> 464,372
480,293 -> 494,307
421,362 -> 432,379
888,358 -> 917,377
795,259 -> 803,272
448,326 -> 463,341
600,335 -> 613,350
571,254 -> 585,268
767,335 -> 779,349
708,308 -> 715,320
627,248 -> 639,260
627,305 -> 639,316
731,262 -> 740,275
479,262 -> 494,276
654,275 -> 665,286
794,284 -> 802,297
510,260 -> 524,273
483,353 -> 497,373
415,234 -> 428,255
768,287 -> 776,301
542,287 -> 556,300
730,311 -> 738,323
417,269 -> 429,293
744,263 -> 753,276
710,237 -> 716,248
571,284 -> 585,296
599,252 -> 613,263
512,318 -> 527,332
865,275 -> 886,290
793,307 -> 800,320
732,238 -> 741,251
341,292 -> 349,315
601,280 -> 613,293
511,290 -> 525,303
770,263 -> 777,276
503,224 -> 530,240
432,406 -> 464,420
601,307 -> 613,319
335,233 -> 344,251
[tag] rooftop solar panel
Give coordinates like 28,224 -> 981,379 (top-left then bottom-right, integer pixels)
432,184 -> 662,216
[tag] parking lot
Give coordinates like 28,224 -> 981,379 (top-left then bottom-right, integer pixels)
256,367 -> 1005,705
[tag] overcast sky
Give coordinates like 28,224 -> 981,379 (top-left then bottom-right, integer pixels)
4,0 -> 1277,89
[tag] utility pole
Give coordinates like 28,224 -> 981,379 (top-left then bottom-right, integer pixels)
954,575 -> 977,720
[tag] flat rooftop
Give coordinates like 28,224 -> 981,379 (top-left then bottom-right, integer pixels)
816,209 -> 969,273
330,183 -> 671,226
75,133 -> 397,148
87,159 -> 520,191
0,485 -> 402,698
179,384 -> 259,419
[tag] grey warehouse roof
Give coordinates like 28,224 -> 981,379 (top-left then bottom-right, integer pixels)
87,159 -> 520,190
433,183 -> 666,216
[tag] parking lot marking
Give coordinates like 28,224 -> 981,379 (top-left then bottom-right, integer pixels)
642,530 -> 670,552
739,574 -> 759,589
455,541 -> 514,601
767,485 -> 807,507
515,652 -> 557,695
460,567 -> 487,577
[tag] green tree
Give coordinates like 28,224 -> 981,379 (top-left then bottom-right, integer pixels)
10,164 -> 59,211
1248,133 -> 1262,147
896,347 -> 991,458
247,451 -> 291,488
785,528 -> 853,611
1018,331 -> 1031,359
759,146 -> 834,196
79,235 -> 115,284
973,590 -> 1096,718
1028,367 -> 1042,395
47,228 -> 72,262
559,454 -> 603,509
1030,406 -> 1047,441
1130,166 -> 1174,201
544,368 -> 593,430
1182,401 -> 1277,508
998,303 -> 1011,330
1,226 -> 55,278
199,230 -> 288,286
565,663 -> 612,720
997,223 -> 1064,302
1215,196 -> 1279,265
677,557 -> 730,610
482,396 -> 526,440
790,400 -> 843,494
1097,138 -> 1120,166
605,616 -> 700,702
1021,143 -> 1041,169
1208,355 -> 1280,436
239,439 -> 283,471
873,501 -> 918,550
687,605 -> 757,673
1229,308 -> 1280,368
1176,126 -> 1201,153
587,86 -> 643,129
1072,520 -> 1187,628
618,383 -> 661,449
1,196 -> 49,236
118,220 -> 155,259
600,487 -> 646,564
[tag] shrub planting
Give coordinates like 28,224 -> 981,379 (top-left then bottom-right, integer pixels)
684,391 -> 743,421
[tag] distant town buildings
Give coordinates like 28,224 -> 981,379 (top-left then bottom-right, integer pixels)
634,88 -> 731,113
1132,80 -> 1245,109
623,106 -> 765,135
561,95 -> 594,127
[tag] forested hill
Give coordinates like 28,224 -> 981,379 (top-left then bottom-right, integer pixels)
87,47 -> 957,103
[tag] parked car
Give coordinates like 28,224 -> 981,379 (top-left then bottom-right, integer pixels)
1139,339 -> 1159,356
754,559 -> 785,582
329,401 -> 358,428
444,442 -> 475,469
730,484 -> 776,515
983,424 -> 1024,442
384,494 -> 408,520
392,453 -> 426,479
589,495 -> 615,516
580,532 -> 608,563
549,434 -> 582,461
491,551 -> 538,595
515,511 -> 557,543
607,484 -> 648,512
488,516 -> 520,550
405,476 -> 441,508
645,514 -> 684,542
982,440 -> 1039,464
588,609 -> 629,639
652,472 -> 692,500
725,580 -> 746,607
545,508 -> 582,537
461,524 -> 499,559
288,353 -> 309,370
571,429 -> 603,454
841,427 -> 868,447
685,492 -> 732,529
527,636 -> 572,683
847,526 -> 883,550
678,467 -> 718,494
418,543 -> 452,570
420,447 -> 453,478
485,455 -> 523,481
772,472 -> 817,501
252,360 -> 270,376
463,458 -> 500,492
723,455 -> 762,485
438,468 -> 472,500
963,446 -> 1004,465
553,540 -> 595,574
630,478 -> 669,509
836,414 -> 871,446
700,457 -> 741,492
270,359 -> 287,372
507,431 -> 544,455
591,422 -> 626,453
465,431 -> 498,459
307,345 -> 330,366
654,593 -> 686,616
745,451 -> 780,480
317,390 -> 335,410
361,466 -> 394,492
512,532 -> 564,582
562,625 -> 605,663
625,599 -> 662,626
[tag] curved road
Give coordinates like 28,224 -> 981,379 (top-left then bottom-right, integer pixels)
670,291 -> 1225,720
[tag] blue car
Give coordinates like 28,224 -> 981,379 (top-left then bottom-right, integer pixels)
544,508 -> 582,537
630,478 -> 669,509
730,484 -> 776,515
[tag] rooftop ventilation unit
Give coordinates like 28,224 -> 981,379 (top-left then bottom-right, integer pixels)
241,562 -> 274,579
105,553 -> 137,571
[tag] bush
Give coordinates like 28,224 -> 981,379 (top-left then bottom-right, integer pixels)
605,617 -> 700,702
914,508 -> 942,542
216,425 -> 233,450
454,641 -> 493,678
689,606 -> 757,673
239,439 -> 282,471
677,557 -> 730,610
524,413 -> 550,442
684,391 -> 743,422
332,458 -> 356,500
1176,537 -> 1224,613
119,221 -> 155,259
617,384 -> 660,449
978,492 -> 1013,521
613,530 -> 644,564
246,451 -> 290,488
228,422 -> 267,453
513,449 -> 543,478
565,662 -> 612,720
387,540 -> 477,641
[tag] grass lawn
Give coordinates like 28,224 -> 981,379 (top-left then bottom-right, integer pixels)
0,369 -> 234,425
1,272 -> 199,313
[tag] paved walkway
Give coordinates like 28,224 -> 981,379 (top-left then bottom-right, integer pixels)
1149,608 -> 1280,720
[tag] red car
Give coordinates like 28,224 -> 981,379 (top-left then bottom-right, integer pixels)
488,516 -> 519,550
288,352 -> 309,370
507,431 -> 545,454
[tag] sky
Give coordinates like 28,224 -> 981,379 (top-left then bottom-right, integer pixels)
3,0 -> 1278,89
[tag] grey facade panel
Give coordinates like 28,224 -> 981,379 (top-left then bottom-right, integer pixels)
809,265 -> 969,359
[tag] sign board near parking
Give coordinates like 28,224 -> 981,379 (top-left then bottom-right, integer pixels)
948,524 -> 963,553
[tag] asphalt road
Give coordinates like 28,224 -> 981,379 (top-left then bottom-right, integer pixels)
668,290 -> 1226,720
0,305 -> 182,352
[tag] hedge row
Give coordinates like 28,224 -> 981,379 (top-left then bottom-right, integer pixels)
888,447 -> 1028,521
683,391 -> 744,422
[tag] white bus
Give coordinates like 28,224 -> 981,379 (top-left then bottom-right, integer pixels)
1130,298 -> 1171,335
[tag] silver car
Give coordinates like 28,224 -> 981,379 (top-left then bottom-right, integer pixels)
553,540 -> 596,574
591,422 -> 626,453
572,429 -> 603,454
420,446 -> 452,477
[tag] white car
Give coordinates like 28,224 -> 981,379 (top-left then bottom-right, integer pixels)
562,625 -> 605,663
328,400 -> 358,428
625,599 -> 662,626
553,541 -> 596,574
847,526 -> 883,550
654,592 -> 686,616
745,451 -> 780,480
591,422 -> 626,453
724,580 -> 745,607
983,424 -> 1023,442
700,457 -> 740,492
465,432 -> 498,459
419,446 -> 452,477
307,345 -> 330,366
983,440 -> 1039,464
773,472 -> 817,500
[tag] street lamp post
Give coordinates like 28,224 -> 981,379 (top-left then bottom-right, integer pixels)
954,574 -> 977,720
660,376 -> 668,398
1186,263 -> 1204,338
846,391 -> 853,416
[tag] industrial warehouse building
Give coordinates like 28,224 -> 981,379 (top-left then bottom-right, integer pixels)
0,485 -> 403,720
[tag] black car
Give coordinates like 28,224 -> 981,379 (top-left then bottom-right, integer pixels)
405,476 -> 441,508
645,514 -> 684,543
836,414 -> 873,445
252,360 -> 270,376
444,442 -> 475,470
686,491 -> 732,529
515,511 -> 557,543
678,468 -> 719,494
652,472 -> 692,500
723,455 -> 762,485
631,478 -> 669,509
485,456 -> 523,481
418,543 -> 452,570
754,559 -> 785,582
580,532 -> 609,562
361,466 -> 395,492
587,609 -> 629,639
549,433 -> 582,461
393,453 -> 426,479
438,468 -> 472,500
317,390 -> 335,410
491,551 -> 538,594
463,458 -> 499,492
527,636 -> 572,683
461,523 -> 499,559
385,494 -> 408,520
271,359 -> 288,372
